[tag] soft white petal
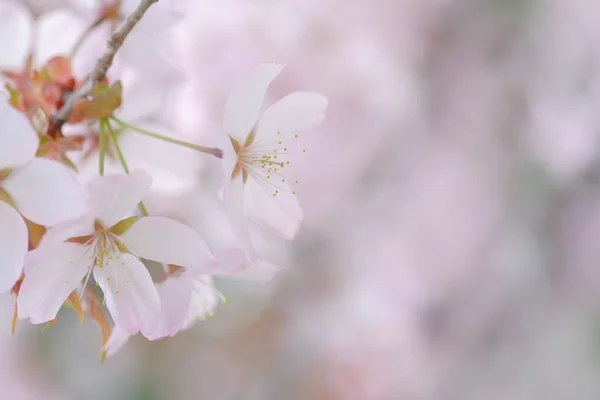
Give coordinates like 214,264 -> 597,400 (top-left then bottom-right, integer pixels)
244,177 -> 303,240
180,188 -> 254,272
223,63 -> 284,142
0,101 -> 38,169
222,176 -> 257,259
121,216 -> 217,269
255,91 -> 328,141
23,216 -> 93,277
0,1 -> 33,70
35,9 -> 86,64
103,325 -> 133,358
182,275 -> 219,330
17,242 -> 89,323
232,259 -> 281,283
143,273 -> 193,340
117,73 -> 167,121
67,0 -> 97,13
0,202 -> 27,293
93,253 -> 160,335
35,9 -> 108,76
26,217 -> 93,265
87,170 -> 152,227
3,158 -> 88,226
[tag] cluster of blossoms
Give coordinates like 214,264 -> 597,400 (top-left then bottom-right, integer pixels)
0,0 -> 327,359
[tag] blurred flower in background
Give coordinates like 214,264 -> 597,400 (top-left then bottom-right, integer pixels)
4,0 -> 600,399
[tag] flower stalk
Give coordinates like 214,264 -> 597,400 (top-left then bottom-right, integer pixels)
111,117 -> 223,159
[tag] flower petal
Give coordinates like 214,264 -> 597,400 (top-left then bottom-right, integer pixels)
103,325 -> 133,358
3,158 -> 88,226
0,202 -> 27,293
143,273 -> 193,340
181,188 -> 254,272
0,101 -> 38,169
244,177 -> 303,240
232,259 -> 281,283
35,10 -> 85,65
17,242 -> 89,323
255,91 -> 328,141
117,73 -> 166,121
0,1 -> 33,70
120,216 -> 217,269
86,170 -> 152,227
93,253 -> 160,335
222,63 -> 284,142
181,275 -> 219,330
222,175 -> 257,259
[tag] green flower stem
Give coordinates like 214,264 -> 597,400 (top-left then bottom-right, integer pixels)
103,118 -> 149,217
105,118 -> 129,174
111,116 -> 223,158
99,119 -> 107,175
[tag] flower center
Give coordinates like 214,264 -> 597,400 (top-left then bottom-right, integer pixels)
90,231 -> 119,269
66,220 -> 130,270
229,131 -> 305,197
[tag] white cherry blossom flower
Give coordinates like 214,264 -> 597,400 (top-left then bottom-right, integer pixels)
17,170 -> 218,334
221,63 -> 327,248
0,100 -> 88,293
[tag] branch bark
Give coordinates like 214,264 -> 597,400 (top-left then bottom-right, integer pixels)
52,0 -> 159,128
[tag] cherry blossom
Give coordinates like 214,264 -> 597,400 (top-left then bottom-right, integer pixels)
0,100 -> 88,293
221,63 -> 327,247
17,170 -> 218,334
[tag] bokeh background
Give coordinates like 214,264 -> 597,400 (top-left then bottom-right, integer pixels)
4,0 -> 600,398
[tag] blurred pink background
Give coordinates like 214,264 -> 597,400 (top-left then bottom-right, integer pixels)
4,0 -> 600,398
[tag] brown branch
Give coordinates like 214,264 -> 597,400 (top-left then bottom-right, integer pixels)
52,0 -> 159,128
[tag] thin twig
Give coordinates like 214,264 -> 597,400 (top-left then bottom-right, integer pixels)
52,0 -> 159,128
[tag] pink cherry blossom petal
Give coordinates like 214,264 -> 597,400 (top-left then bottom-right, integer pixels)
121,216 -> 217,269
103,325 -> 133,358
244,176 -> 303,240
0,101 -> 38,170
117,74 -> 167,121
35,9 -> 86,64
93,253 -> 160,335
86,170 -> 152,227
17,242 -> 89,323
0,1 -> 33,70
222,175 -> 257,258
255,91 -> 328,141
233,259 -> 281,283
180,189 -> 254,272
3,158 -> 88,226
0,202 -> 28,293
222,63 -> 284,143
181,275 -> 220,330
143,273 -> 194,340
